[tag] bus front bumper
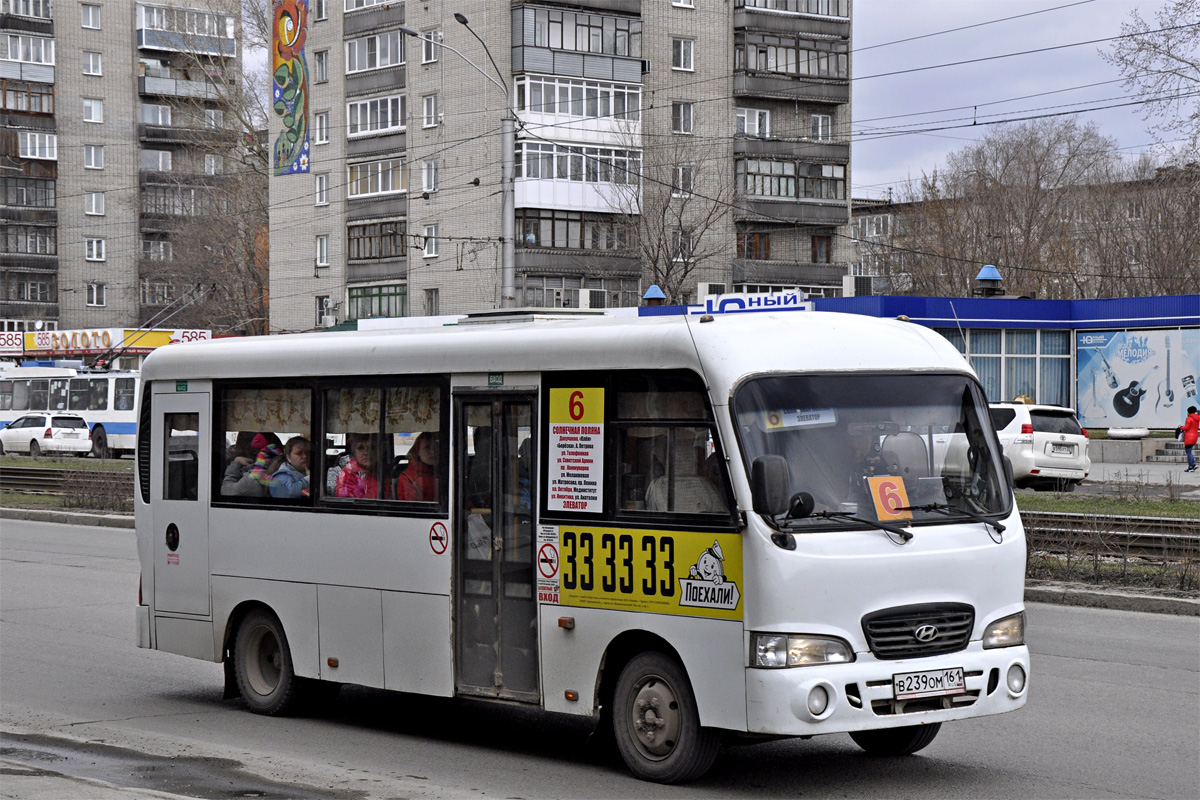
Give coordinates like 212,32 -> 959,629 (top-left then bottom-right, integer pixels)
744,644 -> 1029,735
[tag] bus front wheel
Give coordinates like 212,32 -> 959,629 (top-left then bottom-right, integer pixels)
234,609 -> 299,716
850,722 -> 941,756
612,652 -> 720,784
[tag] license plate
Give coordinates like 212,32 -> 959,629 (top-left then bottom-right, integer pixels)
893,667 -> 966,700
1052,444 -> 1072,454
61,432 -> 78,438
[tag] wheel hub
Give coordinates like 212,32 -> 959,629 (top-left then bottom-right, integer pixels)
629,677 -> 681,759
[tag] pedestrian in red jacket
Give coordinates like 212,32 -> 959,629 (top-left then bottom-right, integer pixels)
1182,406 -> 1199,472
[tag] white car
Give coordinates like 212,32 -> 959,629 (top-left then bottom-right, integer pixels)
0,413 -> 93,457
989,403 -> 1090,491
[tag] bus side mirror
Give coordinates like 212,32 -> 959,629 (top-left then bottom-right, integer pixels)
751,455 -> 791,517
1003,455 -> 1014,489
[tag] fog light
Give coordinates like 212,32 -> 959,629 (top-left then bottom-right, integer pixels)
1006,663 -> 1027,694
807,685 -> 829,715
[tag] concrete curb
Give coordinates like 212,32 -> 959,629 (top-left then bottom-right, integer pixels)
4,507 -> 1195,615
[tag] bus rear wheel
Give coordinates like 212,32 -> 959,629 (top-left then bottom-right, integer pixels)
612,652 -> 720,783
91,427 -> 108,459
850,722 -> 941,756
234,609 -> 299,716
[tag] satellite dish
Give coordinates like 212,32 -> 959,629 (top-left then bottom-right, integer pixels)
34,320 -> 44,331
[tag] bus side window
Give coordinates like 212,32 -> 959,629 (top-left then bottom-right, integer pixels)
114,379 -> 134,411
216,386 -> 312,503
49,378 -> 69,411
165,413 -> 199,501
325,386 -> 391,500
91,379 -> 111,411
0,381 -> 11,411
69,379 -> 90,411
29,380 -> 48,410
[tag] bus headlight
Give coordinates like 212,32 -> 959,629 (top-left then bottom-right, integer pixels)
982,612 -> 1025,649
750,633 -> 855,668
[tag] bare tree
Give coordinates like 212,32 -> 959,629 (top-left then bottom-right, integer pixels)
1102,0 -> 1200,156
609,129 -> 733,304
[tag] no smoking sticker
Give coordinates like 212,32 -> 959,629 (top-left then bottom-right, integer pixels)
429,522 -> 448,555
537,525 -> 560,604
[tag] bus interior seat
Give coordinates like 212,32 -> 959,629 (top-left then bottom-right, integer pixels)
880,432 -> 930,491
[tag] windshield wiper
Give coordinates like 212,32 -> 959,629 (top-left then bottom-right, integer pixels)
805,510 -> 914,543
898,502 -> 1005,536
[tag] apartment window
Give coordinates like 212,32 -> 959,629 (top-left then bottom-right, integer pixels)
516,209 -> 631,251
86,282 -> 106,307
85,192 -> 105,215
672,38 -> 693,71
1,79 -> 54,113
204,154 -> 222,174
142,239 -> 173,261
313,111 -> 329,143
347,284 -> 407,320
345,0 -> 389,8
141,103 -> 171,125
810,114 -> 831,140
516,142 -> 641,185
671,101 -> 693,134
81,4 -> 101,28
315,295 -> 330,326
347,221 -> 405,259
518,8 -> 642,58
18,131 -> 56,160
315,173 -> 329,205
737,231 -> 770,260
141,149 -> 172,171
6,0 -> 53,19
672,165 -> 694,197
421,29 -> 440,64
313,50 -> 328,83
422,160 -> 438,193
347,158 -> 406,198
423,224 -> 439,257
672,230 -> 693,262
205,108 -> 224,128
812,235 -> 831,263
2,177 -> 55,207
84,144 -> 104,169
316,235 -> 330,267
2,224 -> 56,255
142,279 -> 174,305
673,0 -> 695,6
736,107 -> 769,137
4,34 -> 54,65
422,94 -> 439,127
312,0 -> 327,20
737,159 -> 796,198
425,288 -> 439,316
83,51 -> 102,75
345,31 -> 404,73
801,163 -> 845,199
736,33 -> 848,78
15,276 -> 54,302
516,76 -> 641,121
346,94 -> 405,136
83,98 -> 103,123
85,237 -> 106,262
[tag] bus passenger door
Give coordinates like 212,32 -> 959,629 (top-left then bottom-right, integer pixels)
455,396 -> 538,702
151,388 -> 210,616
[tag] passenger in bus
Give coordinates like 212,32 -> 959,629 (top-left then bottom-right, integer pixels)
395,431 -> 438,501
646,432 -> 725,513
335,433 -> 381,499
270,436 -> 311,498
222,433 -> 282,497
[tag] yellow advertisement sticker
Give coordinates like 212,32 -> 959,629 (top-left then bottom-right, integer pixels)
554,526 -> 743,620
867,476 -> 913,521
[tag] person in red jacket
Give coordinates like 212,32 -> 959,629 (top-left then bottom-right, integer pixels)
396,431 -> 439,501
1182,405 -> 1200,472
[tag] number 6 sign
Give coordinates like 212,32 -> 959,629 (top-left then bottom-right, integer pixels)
867,476 -> 913,521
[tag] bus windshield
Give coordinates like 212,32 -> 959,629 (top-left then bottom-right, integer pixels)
734,373 -> 1010,529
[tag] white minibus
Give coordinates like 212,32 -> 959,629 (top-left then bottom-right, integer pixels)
134,310 -> 1029,783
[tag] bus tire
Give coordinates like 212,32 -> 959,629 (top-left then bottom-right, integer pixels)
612,652 -> 720,784
91,427 -> 108,459
234,609 -> 299,716
29,440 -> 40,457
0,440 -> 5,455
849,722 -> 941,756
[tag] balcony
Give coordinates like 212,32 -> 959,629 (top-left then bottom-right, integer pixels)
346,194 -> 408,222
348,257 -> 406,284
515,248 -> 640,278
733,71 -> 848,103
0,299 -> 58,319
346,66 -> 406,98
0,13 -> 53,35
0,60 -> 53,84
137,27 -> 235,57
733,135 -> 848,161
344,5 -> 404,37
734,7 -> 850,37
138,75 -> 222,100
735,197 -> 849,226
509,0 -> 641,13
733,257 -> 847,286
347,131 -> 406,159
0,207 -> 57,225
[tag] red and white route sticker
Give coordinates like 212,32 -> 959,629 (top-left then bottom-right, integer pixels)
536,524 -> 560,604
429,522 -> 449,555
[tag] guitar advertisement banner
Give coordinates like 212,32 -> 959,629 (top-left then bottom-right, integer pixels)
1076,328 -> 1200,429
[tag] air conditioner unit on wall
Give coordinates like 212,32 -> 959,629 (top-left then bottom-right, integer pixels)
696,282 -> 727,298
578,289 -> 606,309
319,315 -> 337,328
842,275 -> 879,297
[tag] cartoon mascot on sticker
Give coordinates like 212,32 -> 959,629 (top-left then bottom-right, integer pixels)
689,541 -> 725,585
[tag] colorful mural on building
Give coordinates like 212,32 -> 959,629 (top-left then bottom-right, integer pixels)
1077,328 -> 1200,430
272,0 -> 309,175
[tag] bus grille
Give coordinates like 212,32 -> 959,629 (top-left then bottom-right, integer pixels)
861,603 -> 974,659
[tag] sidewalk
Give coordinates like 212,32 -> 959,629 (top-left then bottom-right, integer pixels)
1083,457 -> 1200,490
0,758 -> 190,800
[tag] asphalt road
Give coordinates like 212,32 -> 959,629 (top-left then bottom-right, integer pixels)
1,519 -> 1197,799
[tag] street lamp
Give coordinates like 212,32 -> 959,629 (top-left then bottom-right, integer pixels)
398,16 -> 517,308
